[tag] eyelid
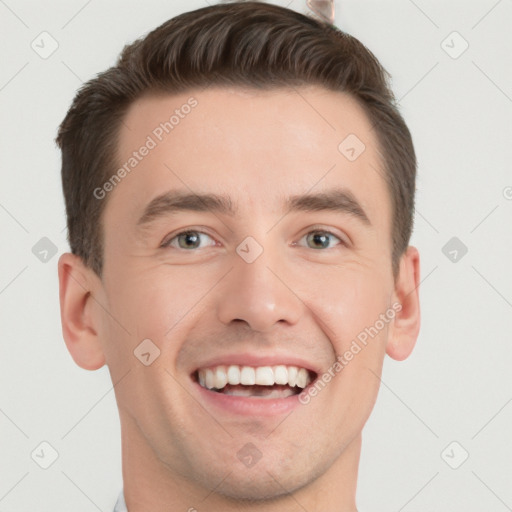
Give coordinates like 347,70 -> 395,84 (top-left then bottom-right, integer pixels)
160,226 -> 218,248
295,225 -> 350,247
160,225 -> 351,249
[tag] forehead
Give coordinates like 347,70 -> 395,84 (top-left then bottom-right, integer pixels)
106,86 -> 390,233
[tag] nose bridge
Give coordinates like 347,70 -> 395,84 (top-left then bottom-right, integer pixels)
216,235 -> 303,332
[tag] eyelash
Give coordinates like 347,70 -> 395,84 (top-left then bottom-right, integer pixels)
160,227 -> 347,251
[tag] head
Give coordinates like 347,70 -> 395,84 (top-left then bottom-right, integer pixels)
57,1 -> 420,505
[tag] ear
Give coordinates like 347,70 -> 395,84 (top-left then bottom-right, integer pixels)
58,252 -> 106,370
386,246 -> 421,361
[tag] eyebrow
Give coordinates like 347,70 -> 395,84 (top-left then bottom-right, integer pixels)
286,189 -> 371,225
136,188 -> 371,227
137,191 -> 237,226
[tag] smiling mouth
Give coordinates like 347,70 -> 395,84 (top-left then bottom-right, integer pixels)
192,364 -> 317,399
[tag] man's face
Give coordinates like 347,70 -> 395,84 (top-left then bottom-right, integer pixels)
94,86 -> 399,498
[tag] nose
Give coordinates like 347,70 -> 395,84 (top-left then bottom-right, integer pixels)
216,241 -> 304,332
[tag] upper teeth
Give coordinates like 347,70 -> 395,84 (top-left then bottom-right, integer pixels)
197,365 -> 313,390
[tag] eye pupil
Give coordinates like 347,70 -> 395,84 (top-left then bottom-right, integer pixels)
308,232 -> 330,249
179,231 -> 200,249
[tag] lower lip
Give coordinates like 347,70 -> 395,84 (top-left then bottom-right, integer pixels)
193,380 -> 308,416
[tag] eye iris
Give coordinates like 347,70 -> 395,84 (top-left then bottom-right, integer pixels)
178,231 -> 201,249
308,232 -> 330,249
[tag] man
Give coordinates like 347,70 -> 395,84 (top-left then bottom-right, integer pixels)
56,2 -> 420,511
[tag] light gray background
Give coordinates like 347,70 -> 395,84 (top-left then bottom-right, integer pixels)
1,0 -> 511,510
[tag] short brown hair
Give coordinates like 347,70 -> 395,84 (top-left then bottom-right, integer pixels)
56,1 -> 416,280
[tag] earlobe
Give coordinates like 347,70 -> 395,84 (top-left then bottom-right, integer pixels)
58,252 -> 106,370
386,246 -> 421,361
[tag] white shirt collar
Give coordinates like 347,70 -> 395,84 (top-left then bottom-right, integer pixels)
113,489 -> 127,512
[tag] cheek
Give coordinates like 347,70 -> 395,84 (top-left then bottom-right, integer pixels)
307,266 -> 391,412
102,265 -> 213,354
306,266 -> 389,344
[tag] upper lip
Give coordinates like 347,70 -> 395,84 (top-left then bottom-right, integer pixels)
192,352 -> 320,376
